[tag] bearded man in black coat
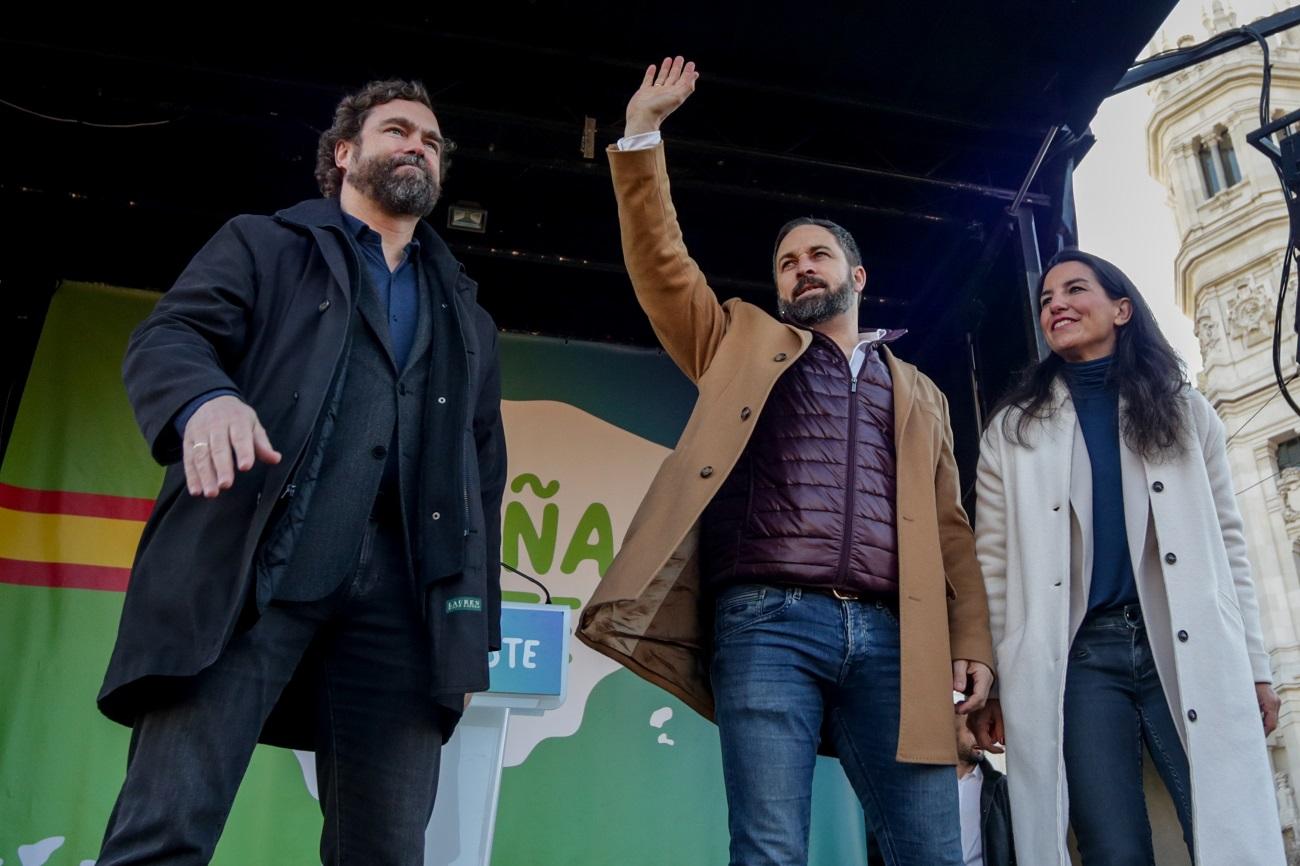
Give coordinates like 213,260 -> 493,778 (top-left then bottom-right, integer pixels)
96,79 -> 506,866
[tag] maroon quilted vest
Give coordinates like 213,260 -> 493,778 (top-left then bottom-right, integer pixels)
701,331 -> 899,597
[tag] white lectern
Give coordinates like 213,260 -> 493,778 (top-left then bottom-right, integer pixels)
424,601 -> 571,866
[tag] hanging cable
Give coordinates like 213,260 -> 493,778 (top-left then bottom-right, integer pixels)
500,561 -> 553,604
1226,371 -> 1299,445
1237,467 -> 1285,497
1236,26 -> 1300,419
0,96 -> 171,129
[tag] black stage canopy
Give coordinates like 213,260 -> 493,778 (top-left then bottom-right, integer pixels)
0,4 -> 1177,479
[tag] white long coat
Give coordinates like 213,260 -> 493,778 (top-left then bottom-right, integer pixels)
975,383 -> 1282,865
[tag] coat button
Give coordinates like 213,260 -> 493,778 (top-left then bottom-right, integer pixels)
1178,629 -> 1189,642
1165,552 -> 1177,565
773,352 -> 788,362
438,396 -> 447,404
372,445 -> 388,459
292,391 -> 299,401
700,466 -> 714,478
319,300 -> 330,312
740,407 -> 752,420
431,511 -> 441,521
1187,709 -> 1197,722
1152,481 -> 1164,492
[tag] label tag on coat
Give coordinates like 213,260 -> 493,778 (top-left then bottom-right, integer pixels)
446,596 -> 483,613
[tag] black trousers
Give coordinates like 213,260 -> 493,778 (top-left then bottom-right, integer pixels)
98,515 -> 443,866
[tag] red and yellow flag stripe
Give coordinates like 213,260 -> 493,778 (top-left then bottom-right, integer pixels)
0,483 -> 152,592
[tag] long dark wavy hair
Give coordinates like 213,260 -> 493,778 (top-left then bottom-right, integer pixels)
995,249 -> 1189,460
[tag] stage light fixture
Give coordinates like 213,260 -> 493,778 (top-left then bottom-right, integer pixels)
448,202 -> 487,233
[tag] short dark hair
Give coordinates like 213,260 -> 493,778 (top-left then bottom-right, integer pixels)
315,79 -> 452,198
772,217 -> 864,277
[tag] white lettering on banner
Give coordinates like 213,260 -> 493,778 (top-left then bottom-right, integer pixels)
488,638 -> 542,669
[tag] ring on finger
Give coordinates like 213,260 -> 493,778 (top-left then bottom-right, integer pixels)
192,442 -> 209,450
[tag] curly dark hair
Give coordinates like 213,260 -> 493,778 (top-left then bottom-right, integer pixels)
315,79 -> 453,198
994,249 -> 1189,460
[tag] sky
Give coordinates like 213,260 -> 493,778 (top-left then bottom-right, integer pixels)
1074,0 -> 1287,376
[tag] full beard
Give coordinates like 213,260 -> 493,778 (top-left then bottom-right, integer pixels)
778,274 -> 856,327
346,150 -> 441,217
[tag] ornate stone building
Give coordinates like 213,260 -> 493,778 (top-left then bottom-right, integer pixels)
1146,2 -> 1300,856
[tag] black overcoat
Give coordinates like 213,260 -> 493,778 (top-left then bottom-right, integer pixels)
98,199 -> 506,748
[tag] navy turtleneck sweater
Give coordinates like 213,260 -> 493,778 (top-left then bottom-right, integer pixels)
1063,356 -> 1140,616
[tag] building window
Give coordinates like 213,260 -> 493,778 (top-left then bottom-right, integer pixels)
1196,138 -> 1222,198
1216,127 -> 1242,187
1279,435 -> 1300,471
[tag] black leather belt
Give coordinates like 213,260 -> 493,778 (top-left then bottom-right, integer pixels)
800,585 -> 897,608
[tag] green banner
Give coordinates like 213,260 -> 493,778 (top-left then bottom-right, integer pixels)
0,281 -> 867,865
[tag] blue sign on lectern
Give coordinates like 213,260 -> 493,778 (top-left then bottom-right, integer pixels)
462,601 -> 569,713
486,602 -> 568,703
426,600 -> 572,865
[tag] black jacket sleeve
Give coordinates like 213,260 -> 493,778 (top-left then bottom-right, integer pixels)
122,216 -> 259,464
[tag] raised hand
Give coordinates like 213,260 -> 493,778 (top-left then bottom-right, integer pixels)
625,56 -> 700,137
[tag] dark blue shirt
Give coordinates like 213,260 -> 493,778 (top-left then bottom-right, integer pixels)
1064,356 -> 1140,616
341,212 -> 420,369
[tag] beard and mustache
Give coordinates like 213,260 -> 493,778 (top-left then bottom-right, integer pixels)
777,272 -> 857,327
344,147 -> 441,217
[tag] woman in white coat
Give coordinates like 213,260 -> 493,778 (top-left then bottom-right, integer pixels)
972,249 -> 1283,865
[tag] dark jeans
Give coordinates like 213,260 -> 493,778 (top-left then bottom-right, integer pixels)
710,584 -> 961,866
98,516 -> 443,866
1063,604 -> 1194,865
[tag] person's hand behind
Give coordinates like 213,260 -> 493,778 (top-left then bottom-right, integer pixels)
953,659 -> 993,714
1258,682 -> 1281,736
970,698 -> 1006,754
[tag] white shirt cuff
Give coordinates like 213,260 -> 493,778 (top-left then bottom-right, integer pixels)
617,131 -> 662,151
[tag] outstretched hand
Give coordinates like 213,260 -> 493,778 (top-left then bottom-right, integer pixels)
625,56 -> 699,137
182,395 -> 281,498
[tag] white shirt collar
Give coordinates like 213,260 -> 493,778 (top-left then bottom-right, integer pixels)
849,328 -> 888,378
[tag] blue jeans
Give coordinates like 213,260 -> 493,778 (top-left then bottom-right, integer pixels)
709,584 -> 961,866
98,518 -> 445,866
1063,604 -> 1194,865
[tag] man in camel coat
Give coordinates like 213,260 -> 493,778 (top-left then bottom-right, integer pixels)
578,57 -> 995,866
